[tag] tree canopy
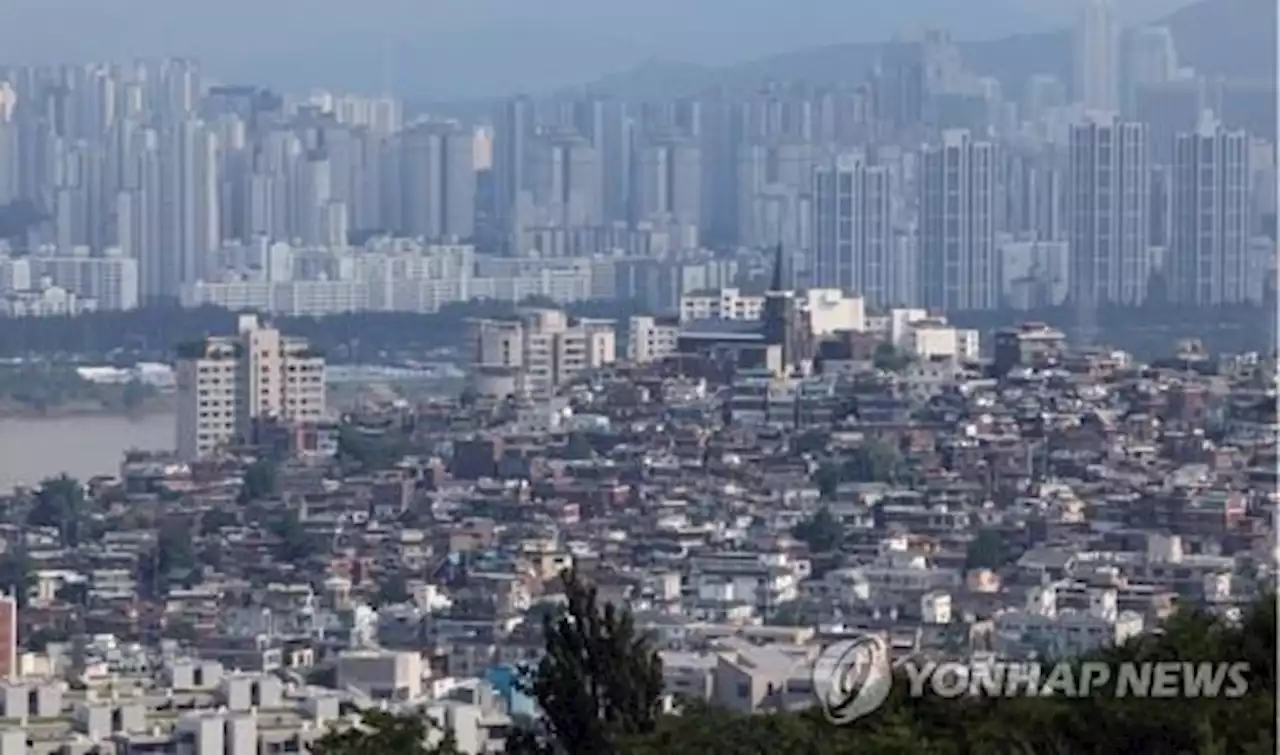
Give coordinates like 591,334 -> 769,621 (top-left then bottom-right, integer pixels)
792,506 -> 843,553
617,595 -> 1277,755
963,528 -> 1011,572
508,567 -> 665,755
239,459 -> 279,503
301,583 -> 1275,755
313,709 -> 459,755
813,440 -> 904,497
28,474 -> 89,546
873,343 -> 913,373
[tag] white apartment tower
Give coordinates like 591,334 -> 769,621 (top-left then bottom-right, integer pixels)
159,118 -> 220,299
812,152 -> 895,307
919,130 -> 999,311
1068,114 -> 1151,306
0,122 -> 18,206
469,309 -> 616,399
176,314 -> 327,461
533,134 -> 603,228
632,137 -> 701,234
398,122 -> 476,240
1075,0 -> 1120,112
1169,115 -> 1252,305
495,96 -> 533,248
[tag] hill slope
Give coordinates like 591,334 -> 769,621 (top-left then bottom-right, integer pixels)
571,0 -> 1272,100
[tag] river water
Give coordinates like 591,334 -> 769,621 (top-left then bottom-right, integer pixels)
0,412 -> 175,490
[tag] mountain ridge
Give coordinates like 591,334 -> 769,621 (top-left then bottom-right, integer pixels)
555,0 -> 1273,101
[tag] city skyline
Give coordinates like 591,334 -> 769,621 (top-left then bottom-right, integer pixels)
0,4 -> 1271,755
0,0 -> 1252,99
0,0 -> 1273,324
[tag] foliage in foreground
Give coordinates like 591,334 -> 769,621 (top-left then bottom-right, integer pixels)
624,597 -> 1276,755
313,709 -> 459,755
315,583 -> 1277,755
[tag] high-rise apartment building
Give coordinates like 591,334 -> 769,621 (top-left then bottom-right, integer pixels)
572,98 -> 630,224
0,122 -> 17,206
495,96 -> 532,238
1126,26 -> 1179,107
738,142 -> 816,253
1068,114 -> 1151,306
468,309 -> 616,400
1075,0 -> 1120,112
158,118 -> 220,299
919,130 -> 999,311
632,137 -> 702,236
1169,116 -> 1252,305
532,134 -> 603,228
22,246 -> 139,310
397,122 -> 476,240
175,314 -> 326,461
1003,147 -> 1065,242
812,152 -> 896,307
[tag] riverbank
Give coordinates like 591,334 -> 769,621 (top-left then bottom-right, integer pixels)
0,393 -> 175,420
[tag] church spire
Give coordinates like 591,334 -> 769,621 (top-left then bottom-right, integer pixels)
768,243 -> 786,293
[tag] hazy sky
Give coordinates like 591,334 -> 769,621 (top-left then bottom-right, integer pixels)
1,0 -> 1193,98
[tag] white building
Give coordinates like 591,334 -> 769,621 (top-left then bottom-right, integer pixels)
8,246 -> 140,310
628,315 -> 681,364
335,650 -> 423,701
904,319 -> 980,361
0,281 -> 96,317
1169,116 -> 1253,305
812,152 -> 895,306
469,309 -> 617,399
679,288 -> 765,323
1074,0 -> 1120,112
1068,113 -> 1150,306
803,289 -> 866,335
175,314 -> 327,461
919,130 -> 999,311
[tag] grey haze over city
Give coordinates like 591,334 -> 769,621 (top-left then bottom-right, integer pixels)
0,0 -> 1274,752
4,0 -> 1198,97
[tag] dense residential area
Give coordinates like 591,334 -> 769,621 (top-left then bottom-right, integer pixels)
0,282 -> 1273,751
0,0 -> 1274,751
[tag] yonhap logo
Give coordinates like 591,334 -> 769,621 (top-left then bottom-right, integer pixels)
811,634 -> 894,724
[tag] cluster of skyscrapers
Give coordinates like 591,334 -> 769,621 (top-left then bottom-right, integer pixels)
0,0 -> 1273,318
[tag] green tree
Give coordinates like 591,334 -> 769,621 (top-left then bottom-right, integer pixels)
157,519 -> 197,575
792,506 -> 843,553
612,594 -> 1278,755
963,529 -> 1010,571
510,567 -> 665,755
338,424 -> 411,472
271,510 -> 315,563
814,463 -> 841,499
374,573 -> 412,607
0,550 -> 33,609
55,580 -> 89,605
872,343 -> 912,372
199,507 -> 240,535
312,709 -> 459,755
564,432 -> 595,460
843,440 -> 902,483
239,459 -> 279,504
28,474 -> 88,546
